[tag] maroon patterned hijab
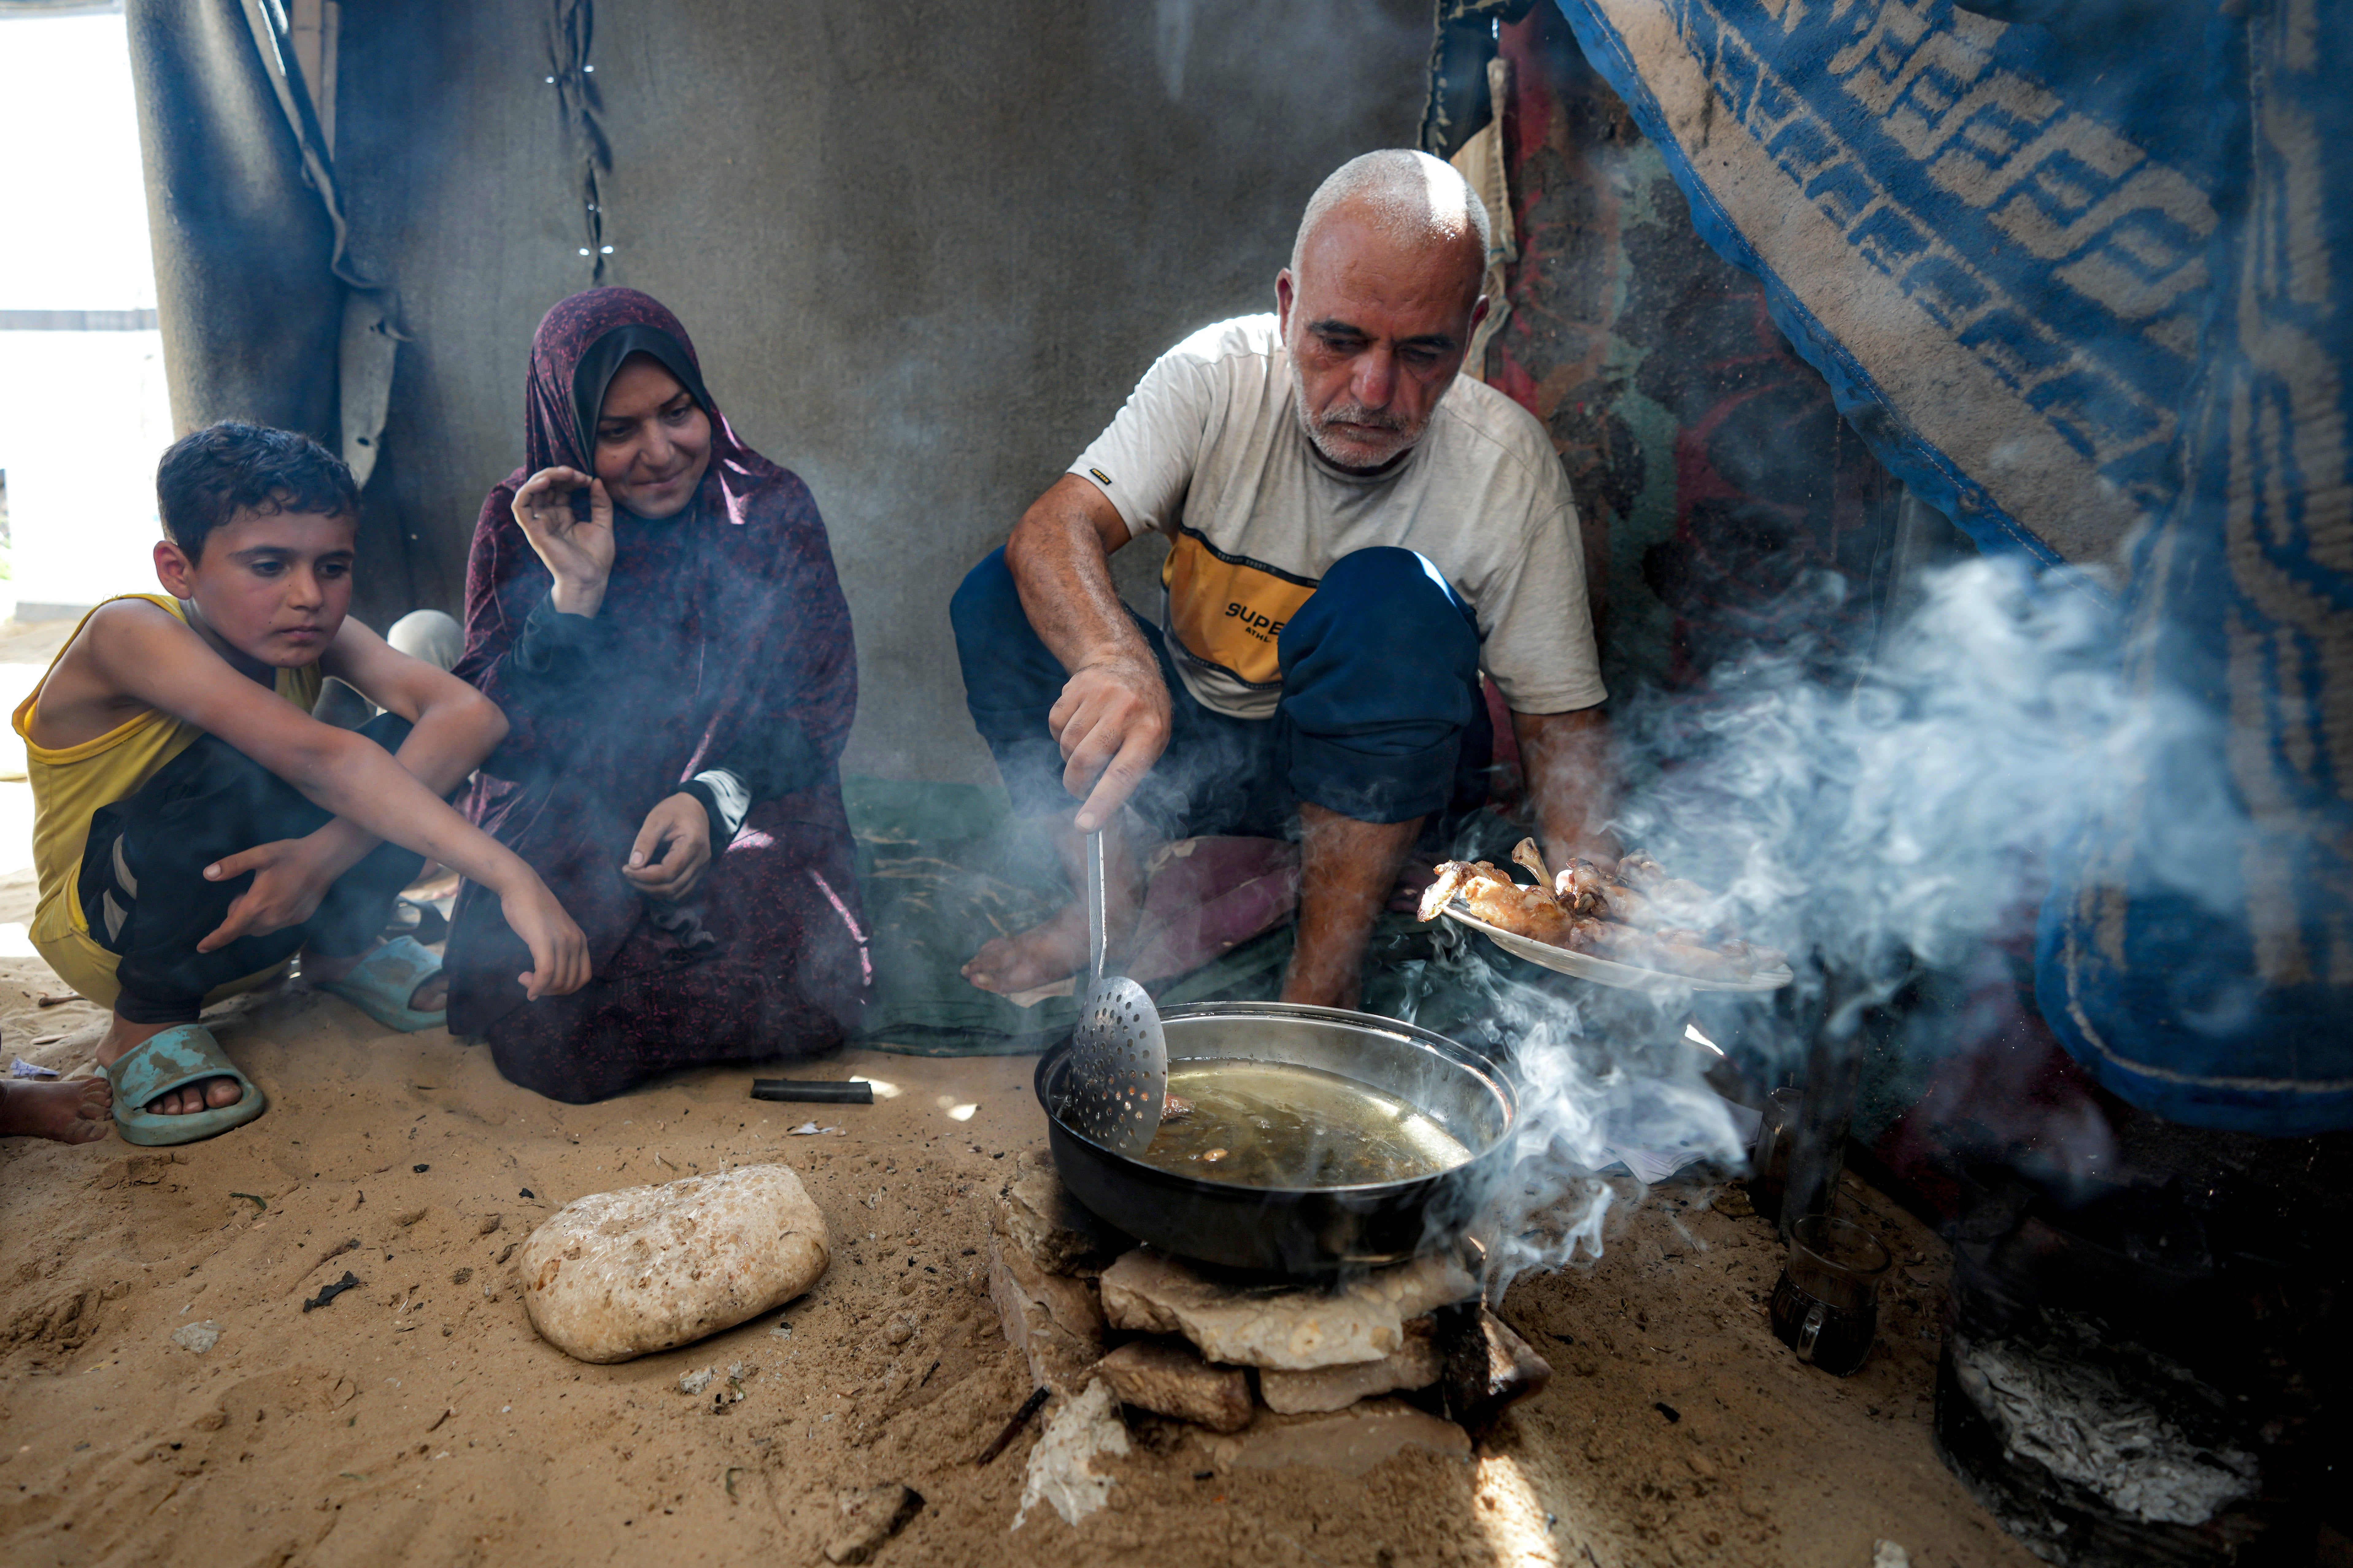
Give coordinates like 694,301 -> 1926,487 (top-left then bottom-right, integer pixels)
517,289 -> 716,478
448,287 -> 858,1026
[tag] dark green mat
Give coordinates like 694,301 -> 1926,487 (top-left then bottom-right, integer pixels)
843,775 -> 1529,1058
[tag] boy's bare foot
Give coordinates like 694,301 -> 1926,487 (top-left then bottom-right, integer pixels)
304,946 -> 447,1011
0,1077 -> 113,1143
94,1016 -> 240,1116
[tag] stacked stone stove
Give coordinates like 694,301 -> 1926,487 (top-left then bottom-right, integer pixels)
989,1154 -> 1551,1473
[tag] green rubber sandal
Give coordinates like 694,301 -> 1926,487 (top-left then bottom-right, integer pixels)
103,1024 -> 267,1147
316,935 -> 448,1033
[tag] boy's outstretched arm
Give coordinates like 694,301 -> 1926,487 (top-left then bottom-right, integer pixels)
324,615 -> 508,793
192,618 -> 507,951
87,603 -> 588,998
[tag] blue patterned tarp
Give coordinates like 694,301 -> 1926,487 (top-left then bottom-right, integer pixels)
1558,0 -> 2353,1130
1554,0 -> 2235,573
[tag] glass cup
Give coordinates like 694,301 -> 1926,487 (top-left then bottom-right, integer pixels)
1769,1214 -> 1890,1376
1750,1086 -> 1802,1223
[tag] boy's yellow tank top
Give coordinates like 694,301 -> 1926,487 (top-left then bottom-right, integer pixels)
12,594 -> 322,1005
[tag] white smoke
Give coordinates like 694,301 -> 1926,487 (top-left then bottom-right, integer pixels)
1626,557 -> 2237,982
1465,555 -> 2242,1283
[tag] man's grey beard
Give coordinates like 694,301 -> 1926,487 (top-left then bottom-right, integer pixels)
1286,349 -> 1425,470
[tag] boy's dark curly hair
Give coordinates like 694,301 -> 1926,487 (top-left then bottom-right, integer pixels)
156,421 -> 359,561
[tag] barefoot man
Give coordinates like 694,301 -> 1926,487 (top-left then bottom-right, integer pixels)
951,150 -> 1613,1007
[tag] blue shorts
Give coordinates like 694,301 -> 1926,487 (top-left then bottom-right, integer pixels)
950,544 -> 1493,838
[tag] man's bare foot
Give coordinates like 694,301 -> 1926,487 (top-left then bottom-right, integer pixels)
304,947 -> 448,1011
405,863 -> 459,901
0,1077 -> 113,1143
91,1015 -> 240,1117
962,812 -> 1149,995
963,901 -> 1095,996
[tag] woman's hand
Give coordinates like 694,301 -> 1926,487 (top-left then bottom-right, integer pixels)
511,466 -> 615,617
622,793 -> 713,902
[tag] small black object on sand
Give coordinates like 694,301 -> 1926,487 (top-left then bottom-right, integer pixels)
974,1386 -> 1051,1466
303,1271 -> 361,1312
750,1078 -> 874,1104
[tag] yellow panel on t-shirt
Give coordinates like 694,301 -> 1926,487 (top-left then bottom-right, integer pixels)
1160,528 -> 1318,690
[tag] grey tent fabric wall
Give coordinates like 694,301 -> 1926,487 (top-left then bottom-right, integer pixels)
119,0 -> 1435,769
313,0 -> 1432,778
124,0 -> 341,451
226,0 -> 404,493
125,0 -> 404,511
1416,0 -> 1538,159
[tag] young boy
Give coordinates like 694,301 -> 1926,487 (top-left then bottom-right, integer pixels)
13,422 -> 589,1145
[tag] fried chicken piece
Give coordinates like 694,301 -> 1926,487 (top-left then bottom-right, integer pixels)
1593,878 -> 1655,926
1553,857 -> 1613,917
1616,849 -> 1667,890
1510,839 -> 1559,902
1558,914 -> 1611,955
1426,849 -> 1785,978
1418,859 -> 1580,946
1653,877 -> 1714,915
1552,849 -> 1712,929
1523,844 -> 1668,925
1419,860 -> 1525,920
1416,862 -> 1470,923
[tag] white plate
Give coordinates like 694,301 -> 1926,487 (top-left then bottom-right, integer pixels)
1439,904 -> 1794,993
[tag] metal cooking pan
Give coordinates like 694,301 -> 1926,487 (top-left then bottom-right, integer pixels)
1035,1001 -> 1517,1276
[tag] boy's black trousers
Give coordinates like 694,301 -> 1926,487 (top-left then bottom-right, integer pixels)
79,713 -> 424,1025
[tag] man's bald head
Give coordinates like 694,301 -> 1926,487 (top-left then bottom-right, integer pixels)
1275,150 -> 1493,472
1289,149 -> 1491,300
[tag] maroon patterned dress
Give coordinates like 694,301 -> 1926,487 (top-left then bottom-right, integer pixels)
446,287 -> 868,1102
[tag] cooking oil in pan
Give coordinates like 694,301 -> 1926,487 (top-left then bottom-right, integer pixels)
1137,1059 -> 1473,1188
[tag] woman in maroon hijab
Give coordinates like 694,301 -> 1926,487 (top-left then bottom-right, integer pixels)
446,287 -> 868,1101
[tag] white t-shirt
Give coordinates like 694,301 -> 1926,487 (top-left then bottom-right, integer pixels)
1071,314 -> 1606,721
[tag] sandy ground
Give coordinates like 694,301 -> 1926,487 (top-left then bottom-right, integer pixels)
0,1014 -> 2040,1568
0,616 -> 2039,1566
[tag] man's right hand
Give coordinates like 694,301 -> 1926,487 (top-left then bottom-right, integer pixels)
511,466 -> 615,617
1049,649 -> 1171,832
498,877 -> 592,1000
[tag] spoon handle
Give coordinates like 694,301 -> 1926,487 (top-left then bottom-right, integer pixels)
1085,828 -> 1107,988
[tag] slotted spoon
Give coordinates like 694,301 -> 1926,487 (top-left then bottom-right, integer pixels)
1061,828 -> 1167,1155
